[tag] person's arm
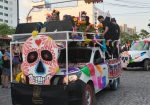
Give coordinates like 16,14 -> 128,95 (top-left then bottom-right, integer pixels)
102,26 -> 109,37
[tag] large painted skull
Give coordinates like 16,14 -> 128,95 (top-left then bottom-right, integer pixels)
121,51 -> 130,68
21,35 -> 59,85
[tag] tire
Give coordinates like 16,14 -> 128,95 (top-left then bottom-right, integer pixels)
117,77 -> 120,85
82,84 -> 96,105
144,60 -> 150,71
110,79 -> 119,90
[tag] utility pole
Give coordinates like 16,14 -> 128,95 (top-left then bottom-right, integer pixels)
17,0 -> 19,25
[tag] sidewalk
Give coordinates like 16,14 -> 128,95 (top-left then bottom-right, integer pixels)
0,86 -> 11,105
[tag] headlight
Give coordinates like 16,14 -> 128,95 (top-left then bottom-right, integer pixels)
63,71 -> 82,84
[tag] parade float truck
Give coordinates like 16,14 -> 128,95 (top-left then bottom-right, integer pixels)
121,38 -> 150,71
10,23 -> 122,105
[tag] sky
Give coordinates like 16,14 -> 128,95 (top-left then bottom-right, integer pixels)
19,0 -> 150,33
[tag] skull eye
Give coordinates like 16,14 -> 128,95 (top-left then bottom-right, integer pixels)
41,50 -> 52,61
125,57 -> 128,60
27,51 -> 38,63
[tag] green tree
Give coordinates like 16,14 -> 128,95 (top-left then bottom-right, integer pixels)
0,23 -> 15,36
120,32 -> 139,45
139,29 -> 149,39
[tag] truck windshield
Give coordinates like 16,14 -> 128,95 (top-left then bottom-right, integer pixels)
130,41 -> 149,51
58,48 -> 92,63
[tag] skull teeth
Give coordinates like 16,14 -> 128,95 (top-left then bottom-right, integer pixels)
28,74 -> 51,85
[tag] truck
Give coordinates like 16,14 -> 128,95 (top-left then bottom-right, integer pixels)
10,23 -> 122,105
121,38 -> 150,70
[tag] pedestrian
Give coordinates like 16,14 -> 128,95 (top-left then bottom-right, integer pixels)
12,44 -> 21,79
1,47 -> 10,88
0,46 -> 3,85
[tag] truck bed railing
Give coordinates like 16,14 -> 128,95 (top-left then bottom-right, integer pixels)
12,31 -> 96,42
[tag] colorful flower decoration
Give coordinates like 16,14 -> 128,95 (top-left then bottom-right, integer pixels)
97,23 -> 103,28
32,30 -> 39,37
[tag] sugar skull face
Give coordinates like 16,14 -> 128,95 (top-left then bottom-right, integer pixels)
121,51 -> 130,68
21,35 -> 59,85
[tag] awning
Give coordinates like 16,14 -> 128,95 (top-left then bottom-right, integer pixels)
84,0 -> 103,4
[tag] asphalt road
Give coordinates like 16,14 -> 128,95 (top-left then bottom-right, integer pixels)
96,69 -> 150,105
1,69 -> 150,105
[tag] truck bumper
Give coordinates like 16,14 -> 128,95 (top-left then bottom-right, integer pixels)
11,80 -> 86,105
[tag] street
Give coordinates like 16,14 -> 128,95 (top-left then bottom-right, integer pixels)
1,70 -> 150,105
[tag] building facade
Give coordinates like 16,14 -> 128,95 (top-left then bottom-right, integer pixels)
28,1 -> 110,24
120,24 -> 136,35
0,0 -> 17,27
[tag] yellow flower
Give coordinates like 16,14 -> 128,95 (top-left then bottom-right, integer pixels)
48,36 -> 53,40
97,23 -> 103,28
32,30 -> 38,37
73,18 -> 78,22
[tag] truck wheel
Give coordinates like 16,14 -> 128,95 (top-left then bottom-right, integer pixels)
82,84 -> 96,105
117,77 -> 120,85
144,60 -> 150,71
110,79 -> 119,90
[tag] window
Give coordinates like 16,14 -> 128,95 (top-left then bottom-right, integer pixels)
0,12 -> 3,15
0,19 -> 3,22
58,48 -> 92,63
0,0 -> 3,2
4,7 -> 8,10
4,0 -> 8,4
94,50 -> 102,64
0,5 -> 3,9
4,20 -> 8,23
4,13 -> 8,16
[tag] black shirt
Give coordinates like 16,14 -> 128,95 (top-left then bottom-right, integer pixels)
102,21 -> 112,40
2,55 -> 10,69
111,23 -> 120,40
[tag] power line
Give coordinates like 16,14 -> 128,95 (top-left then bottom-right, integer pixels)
113,0 -> 150,7
114,0 -> 150,5
112,11 -> 150,15
104,2 -> 150,8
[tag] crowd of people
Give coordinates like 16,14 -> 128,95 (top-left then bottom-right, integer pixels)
0,47 -> 10,88
0,44 -> 22,89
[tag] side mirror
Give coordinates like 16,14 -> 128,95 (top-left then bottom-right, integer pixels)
94,58 -> 104,65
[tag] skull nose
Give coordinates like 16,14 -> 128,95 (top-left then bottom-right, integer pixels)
36,61 -> 45,74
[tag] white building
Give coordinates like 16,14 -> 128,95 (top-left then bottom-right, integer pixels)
29,1 -> 110,24
0,0 -> 17,27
